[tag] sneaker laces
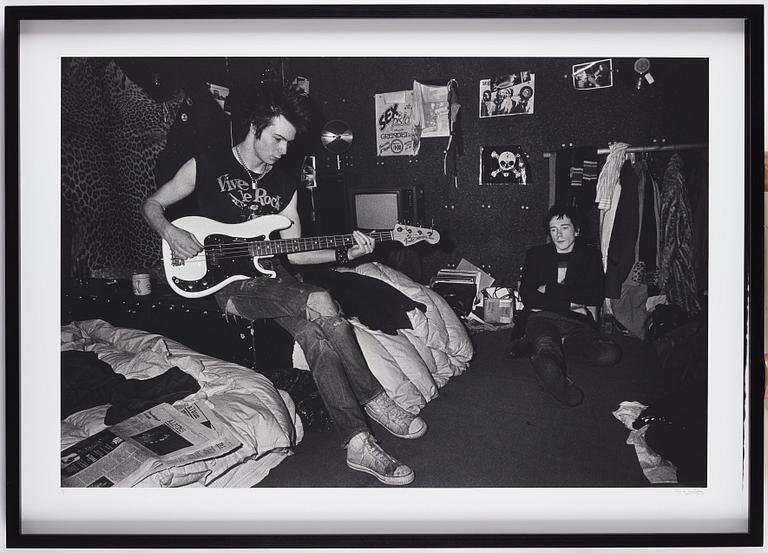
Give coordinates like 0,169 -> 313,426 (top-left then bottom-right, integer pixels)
350,433 -> 404,476
367,394 -> 413,430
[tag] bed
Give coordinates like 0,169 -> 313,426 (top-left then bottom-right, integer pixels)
61,318 -> 303,488
293,262 -> 475,414
60,262 -> 474,487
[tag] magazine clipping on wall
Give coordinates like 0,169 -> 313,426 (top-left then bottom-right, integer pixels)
290,75 -> 310,96
479,71 -> 535,118
206,82 -> 230,113
412,80 -> 451,138
479,144 -> 529,186
375,90 -> 419,156
572,59 -> 614,90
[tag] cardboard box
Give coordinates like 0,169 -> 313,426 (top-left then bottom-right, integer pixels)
484,297 -> 514,324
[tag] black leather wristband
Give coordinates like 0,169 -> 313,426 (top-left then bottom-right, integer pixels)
335,246 -> 350,265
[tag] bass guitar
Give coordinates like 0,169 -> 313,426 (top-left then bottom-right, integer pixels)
162,214 -> 440,298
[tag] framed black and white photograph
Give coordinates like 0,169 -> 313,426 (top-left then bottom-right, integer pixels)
5,3 -> 764,550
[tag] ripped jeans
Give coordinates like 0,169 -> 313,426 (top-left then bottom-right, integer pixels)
215,262 -> 383,448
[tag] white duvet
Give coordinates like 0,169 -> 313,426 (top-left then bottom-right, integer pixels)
293,262 -> 475,414
61,318 -> 303,488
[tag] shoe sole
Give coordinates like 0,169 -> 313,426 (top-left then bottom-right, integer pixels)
364,408 -> 428,440
347,460 -> 415,486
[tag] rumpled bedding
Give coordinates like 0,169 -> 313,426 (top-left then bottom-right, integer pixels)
293,262 -> 475,414
61,319 -> 303,488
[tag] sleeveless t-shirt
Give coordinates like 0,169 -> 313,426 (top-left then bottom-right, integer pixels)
194,145 -> 298,224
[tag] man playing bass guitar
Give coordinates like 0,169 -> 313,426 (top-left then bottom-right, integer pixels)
143,84 -> 426,486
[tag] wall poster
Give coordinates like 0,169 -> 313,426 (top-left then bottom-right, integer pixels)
572,59 -> 614,90
479,71 -> 535,118
206,82 -> 230,113
375,90 -> 419,156
412,80 -> 451,138
479,144 -> 529,186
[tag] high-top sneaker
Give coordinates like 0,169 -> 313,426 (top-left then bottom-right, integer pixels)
364,392 -> 427,439
346,431 -> 415,486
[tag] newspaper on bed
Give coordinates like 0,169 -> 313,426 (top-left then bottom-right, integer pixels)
61,402 -> 241,488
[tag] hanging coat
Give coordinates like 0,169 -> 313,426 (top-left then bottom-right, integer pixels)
658,154 -> 700,317
596,142 -> 630,270
605,159 -> 640,299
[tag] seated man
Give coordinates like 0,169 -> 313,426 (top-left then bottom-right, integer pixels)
142,84 -> 426,485
509,205 -> 621,406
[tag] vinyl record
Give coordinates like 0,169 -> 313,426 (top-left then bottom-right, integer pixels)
320,120 -> 353,154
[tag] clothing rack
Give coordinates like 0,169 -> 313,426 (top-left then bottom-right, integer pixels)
543,142 -> 707,158
596,142 -> 707,155
545,142 -> 707,204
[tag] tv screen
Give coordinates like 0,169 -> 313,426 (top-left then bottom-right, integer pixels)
353,191 -> 400,230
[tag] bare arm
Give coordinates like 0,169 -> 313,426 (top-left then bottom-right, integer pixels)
142,158 -> 203,259
280,191 -> 375,265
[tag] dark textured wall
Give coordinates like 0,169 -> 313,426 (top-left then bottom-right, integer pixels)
61,57 -> 282,279
62,58 -> 183,279
280,57 -> 708,286
82,57 -> 706,286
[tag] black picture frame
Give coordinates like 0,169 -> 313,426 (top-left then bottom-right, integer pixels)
5,3 -> 764,549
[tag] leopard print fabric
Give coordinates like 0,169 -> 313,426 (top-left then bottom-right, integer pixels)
62,58 -> 183,278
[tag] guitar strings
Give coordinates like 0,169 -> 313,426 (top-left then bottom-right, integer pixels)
199,231 -> 392,254
171,231 -> 399,261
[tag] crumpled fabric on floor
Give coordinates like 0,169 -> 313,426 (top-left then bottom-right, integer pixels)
613,400 -> 678,484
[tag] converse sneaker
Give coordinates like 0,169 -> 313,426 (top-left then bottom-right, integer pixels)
346,431 -> 415,486
364,392 -> 427,439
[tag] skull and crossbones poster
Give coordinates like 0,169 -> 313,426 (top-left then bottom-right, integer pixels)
480,145 -> 529,185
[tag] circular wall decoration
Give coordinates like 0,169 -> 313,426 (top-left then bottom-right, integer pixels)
320,120 -> 354,154
634,58 -> 651,75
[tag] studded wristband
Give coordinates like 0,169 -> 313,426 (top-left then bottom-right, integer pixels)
335,246 -> 350,265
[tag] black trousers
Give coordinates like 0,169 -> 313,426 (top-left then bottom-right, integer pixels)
525,310 -> 621,378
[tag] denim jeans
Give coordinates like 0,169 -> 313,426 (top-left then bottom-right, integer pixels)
525,310 -> 621,381
215,262 -> 383,447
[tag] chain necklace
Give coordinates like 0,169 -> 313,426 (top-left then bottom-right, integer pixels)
234,145 -> 270,189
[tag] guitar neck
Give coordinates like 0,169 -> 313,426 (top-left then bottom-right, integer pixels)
249,230 -> 393,256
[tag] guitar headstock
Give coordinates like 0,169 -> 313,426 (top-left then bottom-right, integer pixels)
391,224 -> 441,246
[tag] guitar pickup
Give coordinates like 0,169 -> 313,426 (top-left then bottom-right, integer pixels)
171,257 -> 185,267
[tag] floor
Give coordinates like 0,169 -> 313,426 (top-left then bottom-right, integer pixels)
261,328 -> 682,487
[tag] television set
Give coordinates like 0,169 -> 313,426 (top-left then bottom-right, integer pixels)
347,185 -> 423,231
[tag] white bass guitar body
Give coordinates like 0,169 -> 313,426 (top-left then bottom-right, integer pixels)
162,215 -> 292,298
162,215 -> 441,299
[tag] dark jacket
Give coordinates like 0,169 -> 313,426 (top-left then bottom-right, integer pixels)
301,268 -> 426,336
519,239 -> 605,321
